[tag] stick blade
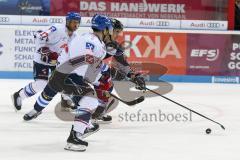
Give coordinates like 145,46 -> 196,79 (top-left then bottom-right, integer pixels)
126,96 -> 145,106
220,125 -> 225,130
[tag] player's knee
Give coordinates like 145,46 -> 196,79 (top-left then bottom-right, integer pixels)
77,96 -> 99,111
43,84 -> 58,98
31,80 -> 48,93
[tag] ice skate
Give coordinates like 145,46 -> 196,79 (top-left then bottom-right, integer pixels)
11,88 -> 23,111
23,109 -> 42,121
64,126 -> 88,152
82,122 -> 100,138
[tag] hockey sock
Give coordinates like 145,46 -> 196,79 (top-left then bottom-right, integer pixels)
74,109 -> 91,134
19,80 -> 47,100
34,84 -> 57,112
73,96 -> 98,134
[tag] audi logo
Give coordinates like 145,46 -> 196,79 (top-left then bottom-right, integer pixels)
0,17 -> 10,23
207,23 -> 221,28
156,21 -> 170,27
49,18 -> 63,24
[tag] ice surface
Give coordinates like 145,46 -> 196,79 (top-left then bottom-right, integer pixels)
0,79 -> 239,160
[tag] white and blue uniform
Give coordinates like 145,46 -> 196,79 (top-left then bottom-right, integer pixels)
18,24 -> 77,101
58,32 -> 106,82
68,33 -> 107,133
34,24 -> 77,66
34,32 -> 107,134
26,13 -> 112,152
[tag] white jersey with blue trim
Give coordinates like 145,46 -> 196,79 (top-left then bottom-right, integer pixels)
57,32 -> 107,83
34,24 -> 77,66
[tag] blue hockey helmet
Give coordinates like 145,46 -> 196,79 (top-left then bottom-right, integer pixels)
91,14 -> 113,33
66,12 -> 81,23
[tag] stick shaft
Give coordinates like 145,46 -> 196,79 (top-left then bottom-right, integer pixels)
145,87 -> 225,130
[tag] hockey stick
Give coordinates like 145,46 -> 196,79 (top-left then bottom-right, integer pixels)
108,92 -> 144,106
131,81 -> 225,130
104,98 -> 118,113
68,77 -> 144,106
147,87 -> 225,130
95,88 -> 144,106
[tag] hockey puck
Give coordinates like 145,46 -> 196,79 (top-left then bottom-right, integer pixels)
205,128 -> 211,134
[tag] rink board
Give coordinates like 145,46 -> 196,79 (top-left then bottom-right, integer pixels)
0,71 -> 239,84
0,25 -> 240,83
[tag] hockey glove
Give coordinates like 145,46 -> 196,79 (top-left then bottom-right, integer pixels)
38,47 -> 58,65
130,73 -> 146,90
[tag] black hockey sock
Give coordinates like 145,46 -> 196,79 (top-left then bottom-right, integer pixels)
34,84 -> 57,112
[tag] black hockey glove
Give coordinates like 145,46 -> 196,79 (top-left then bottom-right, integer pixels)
106,40 -> 124,56
130,73 -> 146,90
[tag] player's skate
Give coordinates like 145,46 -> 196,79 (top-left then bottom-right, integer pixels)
82,122 -> 100,138
92,115 -> 112,124
92,102 -> 114,124
23,109 -> 42,121
61,95 -> 76,112
11,88 -> 23,111
64,126 -> 88,152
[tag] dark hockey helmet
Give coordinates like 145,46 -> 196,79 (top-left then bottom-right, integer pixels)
111,18 -> 123,31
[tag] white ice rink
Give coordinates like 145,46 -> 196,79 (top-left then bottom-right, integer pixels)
0,79 -> 239,160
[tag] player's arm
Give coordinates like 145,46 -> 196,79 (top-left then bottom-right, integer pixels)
34,26 -> 60,65
110,64 -> 146,90
105,40 -> 131,74
107,41 -> 145,90
37,47 -> 59,65
34,26 -> 57,42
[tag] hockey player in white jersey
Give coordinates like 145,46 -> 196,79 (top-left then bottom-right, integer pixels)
11,12 -> 81,111
23,14 -> 113,151
72,18 -> 146,123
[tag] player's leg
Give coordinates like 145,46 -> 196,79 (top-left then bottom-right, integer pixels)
92,76 -> 114,123
23,84 -> 58,121
65,95 -> 99,151
92,99 -> 113,123
12,62 -> 50,111
23,70 -> 66,121
61,74 -> 100,151
23,72 -> 94,121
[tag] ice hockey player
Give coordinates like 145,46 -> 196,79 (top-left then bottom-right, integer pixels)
23,14 -> 113,151
89,18 -> 146,123
64,18 -> 146,124
11,12 -> 81,112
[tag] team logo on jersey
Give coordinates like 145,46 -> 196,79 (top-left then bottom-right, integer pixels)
39,31 -> 48,40
0,43 -> 3,56
85,54 -> 94,64
60,44 -> 68,53
86,42 -> 95,50
49,26 -> 57,32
